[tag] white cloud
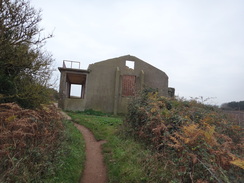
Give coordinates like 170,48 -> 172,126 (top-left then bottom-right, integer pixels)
32,0 -> 244,105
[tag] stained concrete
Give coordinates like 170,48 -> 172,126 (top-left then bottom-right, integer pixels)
64,98 -> 85,111
58,55 -> 173,114
85,55 -> 168,113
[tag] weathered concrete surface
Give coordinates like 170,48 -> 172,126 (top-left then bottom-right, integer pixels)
64,98 -> 85,111
58,55 -> 172,114
58,67 -> 89,109
85,55 -> 169,114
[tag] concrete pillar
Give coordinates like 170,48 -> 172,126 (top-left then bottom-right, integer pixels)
81,84 -> 83,99
67,82 -> 71,98
81,83 -> 86,99
113,67 -> 120,115
140,70 -> 145,91
58,71 -> 67,109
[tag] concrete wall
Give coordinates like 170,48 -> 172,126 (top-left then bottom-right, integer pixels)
58,69 -> 67,109
58,55 -> 170,113
64,98 -> 85,111
85,55 -> 169,114
58,67 -> 89,111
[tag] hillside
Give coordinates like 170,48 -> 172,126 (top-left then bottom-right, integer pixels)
1,98 -> 243,182
68,97 -> 244,183
124,92 -> 244,182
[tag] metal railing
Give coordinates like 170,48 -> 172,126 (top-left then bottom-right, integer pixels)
63,60 -> 80,69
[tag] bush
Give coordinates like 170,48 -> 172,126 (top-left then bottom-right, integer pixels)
124,91 -> 244,182
0,103 -> 65,182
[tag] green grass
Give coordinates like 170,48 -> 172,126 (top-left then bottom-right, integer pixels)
68,112 -> 165,183
47,120 -> 85,183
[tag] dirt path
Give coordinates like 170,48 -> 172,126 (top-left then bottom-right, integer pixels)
74,123 -> 107,183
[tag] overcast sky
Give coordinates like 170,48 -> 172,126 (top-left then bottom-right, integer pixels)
32,0 -> 244,106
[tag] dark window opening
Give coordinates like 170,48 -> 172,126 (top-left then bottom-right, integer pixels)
122,75 -> 136,96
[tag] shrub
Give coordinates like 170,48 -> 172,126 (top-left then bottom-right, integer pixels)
124,91 -> 244,182
0,103 -> 65,182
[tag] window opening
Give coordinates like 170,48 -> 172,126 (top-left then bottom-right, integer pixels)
70,84 -> 82,98
125,60 -> 135,69
122,75 -> 136,96
63,60 -> 80,69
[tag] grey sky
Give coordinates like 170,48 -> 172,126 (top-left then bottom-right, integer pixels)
32,0 -> 244,105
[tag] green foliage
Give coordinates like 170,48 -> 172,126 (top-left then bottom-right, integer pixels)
0,0 -> 53,109
83,108 -> 111,116
68,112 -> 121,141
125,91 -> 244,182
46,120 -> 85,183
221,101 -> 244,110
47,88 -> 59,102
68,112 -> 162,183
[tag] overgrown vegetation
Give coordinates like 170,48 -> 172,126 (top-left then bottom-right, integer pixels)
0,0 -> 53,109
68,112 -> 159,183
0,1 -> 85,182
0,103 -> 63,182
46,120 -> 85,183
124,91 -> 244,182
0,103 -> 84,182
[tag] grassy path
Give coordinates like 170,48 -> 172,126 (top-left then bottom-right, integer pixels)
47,120 -> 85,183
74,123 -> 107,183
68,112 -> 164,183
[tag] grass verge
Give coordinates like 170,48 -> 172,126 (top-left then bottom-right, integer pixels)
47,120 -> 85,183
68,112 -> 165,183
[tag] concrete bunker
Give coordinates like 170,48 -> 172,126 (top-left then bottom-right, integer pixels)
58,55 -> 174,114
58,60 -> 89,111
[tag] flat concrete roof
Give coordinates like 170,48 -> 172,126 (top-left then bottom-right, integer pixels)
58,67 -> 90,73
58,67 -> 90,84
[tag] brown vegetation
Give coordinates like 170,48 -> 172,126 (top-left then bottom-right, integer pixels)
0,103 -> 64,182
125,92 -> 244,182
224,110 -> 244,127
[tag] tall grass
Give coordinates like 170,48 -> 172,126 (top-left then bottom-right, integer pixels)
46,120 -> 85,183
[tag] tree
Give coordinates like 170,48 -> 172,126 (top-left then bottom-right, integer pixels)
221,101 -> 244,110
0,0 -> 53,108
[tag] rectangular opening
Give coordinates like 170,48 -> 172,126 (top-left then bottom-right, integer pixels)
122,75 -> 136,96
70,84 -> 83,98
63,60 -> 80,69
125,60 -> 135,70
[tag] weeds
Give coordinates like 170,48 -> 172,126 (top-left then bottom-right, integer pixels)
0,103 -> 85,182
124,91 -> 244,182
0,103 -> 65,182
